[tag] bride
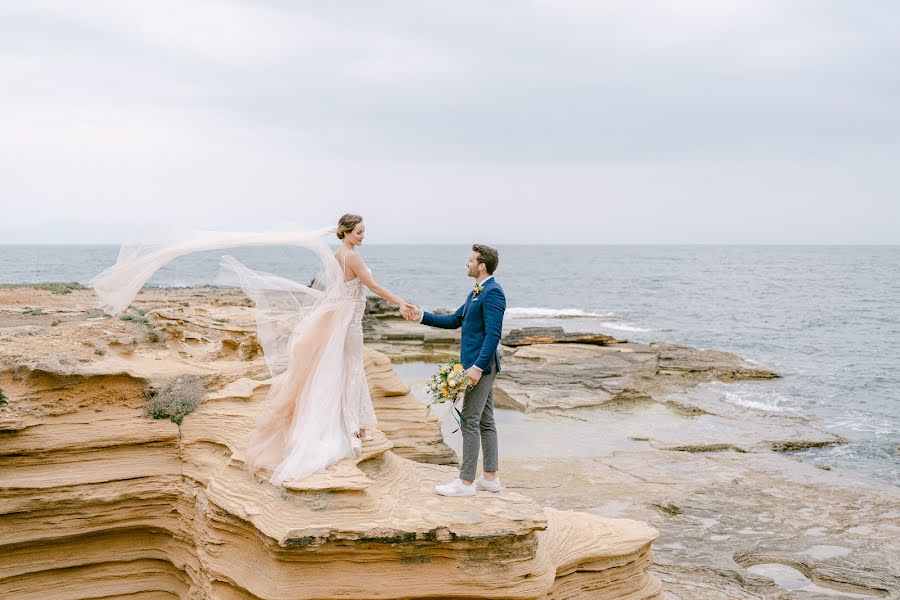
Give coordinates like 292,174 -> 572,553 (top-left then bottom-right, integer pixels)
91,213 -> 415,484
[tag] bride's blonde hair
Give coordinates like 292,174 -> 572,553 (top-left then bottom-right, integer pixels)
336,214 -> 363,240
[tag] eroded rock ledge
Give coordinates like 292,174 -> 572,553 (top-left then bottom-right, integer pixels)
0,286 -> 662,599
363,299 -> 846,455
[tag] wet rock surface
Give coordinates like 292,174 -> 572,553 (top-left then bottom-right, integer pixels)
503,450 -> 900,599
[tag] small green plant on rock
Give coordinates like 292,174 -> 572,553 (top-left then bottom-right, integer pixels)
118,308 -> 163,343
0,389 -> 7,406
119,313 -> 150,325
42,282 -> 86,295
146,376 -> 205,425
0,282 -> 86,295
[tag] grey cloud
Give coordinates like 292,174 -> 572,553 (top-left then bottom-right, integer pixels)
0,0 -> 898,243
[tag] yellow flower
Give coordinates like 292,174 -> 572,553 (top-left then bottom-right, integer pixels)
453,363 -> 464,373
441,389 -> 450,398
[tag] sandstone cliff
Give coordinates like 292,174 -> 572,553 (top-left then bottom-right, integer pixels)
0,286 -> 662,599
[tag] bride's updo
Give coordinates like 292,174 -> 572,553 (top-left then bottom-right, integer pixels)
337,214 -> 363,240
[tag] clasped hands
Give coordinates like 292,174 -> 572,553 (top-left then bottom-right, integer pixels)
398,302 -> 420,322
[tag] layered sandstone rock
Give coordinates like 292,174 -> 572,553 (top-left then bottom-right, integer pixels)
363,347 -> 457,465
0,286 -> 663,599
502,326 -> 621,347
490,339 -> 778,412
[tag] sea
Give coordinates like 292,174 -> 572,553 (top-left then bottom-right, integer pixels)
1,244 -> 898,485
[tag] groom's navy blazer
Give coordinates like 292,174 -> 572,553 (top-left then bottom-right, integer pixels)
421,277 -> 506,374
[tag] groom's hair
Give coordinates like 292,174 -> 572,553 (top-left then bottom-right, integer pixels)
473,244 -> 499,275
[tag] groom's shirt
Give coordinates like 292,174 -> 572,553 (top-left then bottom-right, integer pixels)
419,276 -> 506,374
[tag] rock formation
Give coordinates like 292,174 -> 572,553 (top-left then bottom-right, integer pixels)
360,301 -> 900,598
491,339 -> 779,412
363,347 -> 457,465
0,286 -> 663,599
502,326 -> 621,347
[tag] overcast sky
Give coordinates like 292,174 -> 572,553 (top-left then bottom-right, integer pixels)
1,1 -> 898,244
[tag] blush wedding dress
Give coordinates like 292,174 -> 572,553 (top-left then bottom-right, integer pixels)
91,226 -> 378,484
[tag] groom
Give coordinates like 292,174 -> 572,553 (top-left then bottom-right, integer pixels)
404,244 -> 506,497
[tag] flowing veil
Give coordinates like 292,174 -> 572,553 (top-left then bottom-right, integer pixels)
90,226 -> 362,483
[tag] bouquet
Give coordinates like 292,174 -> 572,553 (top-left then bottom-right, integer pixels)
425,358 -> 473,431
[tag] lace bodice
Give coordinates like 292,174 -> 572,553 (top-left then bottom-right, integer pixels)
343,275 -> 365,298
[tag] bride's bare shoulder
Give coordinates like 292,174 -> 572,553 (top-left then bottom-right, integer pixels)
336,249 -> 366,273
343,250 -> 365,266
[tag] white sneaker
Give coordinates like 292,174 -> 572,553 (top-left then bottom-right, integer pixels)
475,475 -> 502,493
434,478 -> 477,497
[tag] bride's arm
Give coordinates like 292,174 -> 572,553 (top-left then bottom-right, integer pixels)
346,253 -> 407,307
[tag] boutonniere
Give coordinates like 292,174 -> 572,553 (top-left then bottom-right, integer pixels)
472,282 -> 484,298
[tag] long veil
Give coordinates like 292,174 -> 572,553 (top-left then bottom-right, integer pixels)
90,226 -> 361,483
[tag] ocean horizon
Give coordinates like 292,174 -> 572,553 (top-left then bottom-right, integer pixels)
2,243 -> 898,485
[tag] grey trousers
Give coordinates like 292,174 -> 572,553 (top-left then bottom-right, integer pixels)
459,359 -> 499,482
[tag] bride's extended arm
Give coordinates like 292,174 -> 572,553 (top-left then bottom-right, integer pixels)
346,253 -> 407,308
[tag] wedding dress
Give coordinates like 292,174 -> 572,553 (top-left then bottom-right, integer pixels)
90,226 -> 378,484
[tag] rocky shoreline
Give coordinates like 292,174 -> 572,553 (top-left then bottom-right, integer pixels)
1,285 -> 897,599
0,285 -> 662,599
364,298 -> 900,599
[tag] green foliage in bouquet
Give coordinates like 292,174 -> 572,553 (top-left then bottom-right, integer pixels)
425,358 -> 473,432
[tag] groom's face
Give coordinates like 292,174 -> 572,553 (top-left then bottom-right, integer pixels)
466,251 -> 484,278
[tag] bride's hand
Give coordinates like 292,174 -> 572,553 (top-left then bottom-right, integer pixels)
399,303 -> 418,321
399,303 -> 412,320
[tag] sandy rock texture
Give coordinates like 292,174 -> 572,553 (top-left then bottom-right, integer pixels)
0,286 -> 663,599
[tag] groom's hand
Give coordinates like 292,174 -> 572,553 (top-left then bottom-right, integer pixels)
466,366 -> 482,385
410,305 -> 422,321
399,303 -> 418,321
